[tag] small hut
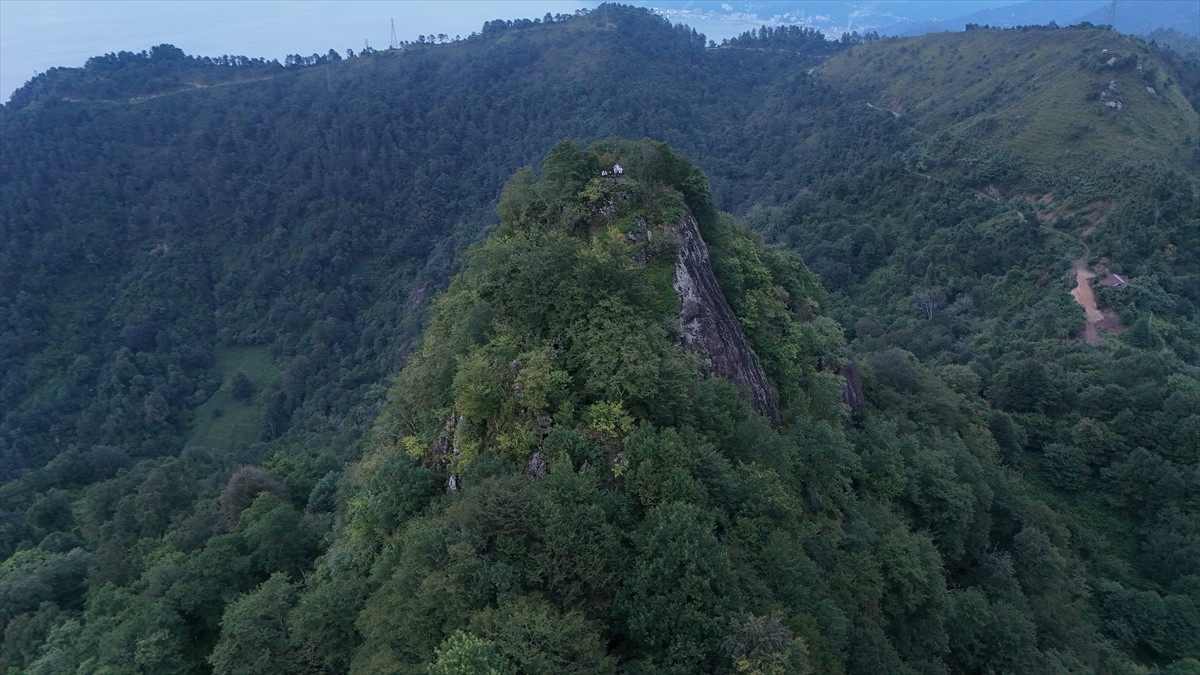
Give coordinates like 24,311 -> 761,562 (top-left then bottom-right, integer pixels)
1099,274 -> 1128,289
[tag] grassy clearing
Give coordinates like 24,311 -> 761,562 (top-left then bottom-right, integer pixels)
186,346 -> 277,451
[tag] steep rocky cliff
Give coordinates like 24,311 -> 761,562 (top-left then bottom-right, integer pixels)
670,212 -> 780,421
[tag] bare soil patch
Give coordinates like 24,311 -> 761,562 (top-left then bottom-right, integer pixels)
1070,258 -> 1103,345
1069,256 -> 1124,344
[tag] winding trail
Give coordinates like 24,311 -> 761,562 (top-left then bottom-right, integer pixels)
64,73 -> 288,105
1030,218 -> 1105,345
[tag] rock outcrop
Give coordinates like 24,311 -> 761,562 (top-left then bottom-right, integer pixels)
838,360 -> 865,412
670,212 -> 780,421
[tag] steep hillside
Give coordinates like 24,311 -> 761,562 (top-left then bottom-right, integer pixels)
821,24 -> 1198,179
786,25 -> 1199,368
0,6 -> 867,483
2,5 -> 1198,672
51,139 -> 1189,674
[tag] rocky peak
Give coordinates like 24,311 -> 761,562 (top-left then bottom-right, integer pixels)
670,211 -> 780,421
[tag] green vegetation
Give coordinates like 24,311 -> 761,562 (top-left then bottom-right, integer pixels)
2,4 -> 1198,672
821,25 -> 1198,177
5,44 -> 285,110
186,347 -> 277,452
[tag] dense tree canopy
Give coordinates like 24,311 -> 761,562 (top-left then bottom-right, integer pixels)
1,4 -> 1198,672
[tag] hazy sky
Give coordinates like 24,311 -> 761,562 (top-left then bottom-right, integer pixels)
0,1 -> 596,103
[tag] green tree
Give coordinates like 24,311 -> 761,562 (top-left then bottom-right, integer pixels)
217,465 -> 289,531
723,613 -> 813,675
1040,442 -> 1090,490
989,357 -> 1066,413
230,370 -> 254,403
430,631 -> 516,675
616,502 -> 738,672
287,571 -> 368,673
209,573 -> 298,674
234,493 -> 318,579
466,597 -> 616,674
23,619 -> 85,675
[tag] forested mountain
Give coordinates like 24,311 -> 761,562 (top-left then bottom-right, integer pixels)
1,5 -> 1198,673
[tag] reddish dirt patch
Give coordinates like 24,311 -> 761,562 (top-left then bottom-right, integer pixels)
1070,259 -> 1103,345
1069,257 -> 1124,345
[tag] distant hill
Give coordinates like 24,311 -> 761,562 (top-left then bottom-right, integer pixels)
884,0 -> 1106,35
1081,0 -> 1200,36
820,23 -> 1198,178
1147,26 -> 1200,58
4,43 -> 285,110
883,0 -> 1200,37
638,1 -> 1200,41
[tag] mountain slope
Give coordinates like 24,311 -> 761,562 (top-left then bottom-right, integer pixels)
821,24 -> 1198,178
2,5 -> 1198,672
251,140 -> 1180,674
0,6 -> 858,482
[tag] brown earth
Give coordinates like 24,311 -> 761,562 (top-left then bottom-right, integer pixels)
1071,259 -> 1104,345
1070,253 -> 1125,345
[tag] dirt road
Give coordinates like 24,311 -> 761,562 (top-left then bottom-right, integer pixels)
1070,252 -> 1103,345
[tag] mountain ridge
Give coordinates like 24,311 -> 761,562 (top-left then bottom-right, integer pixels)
1,6 -> 1198,672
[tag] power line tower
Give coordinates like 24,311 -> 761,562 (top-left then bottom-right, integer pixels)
390,19 -> 398,49
1107,0 -> 1117,26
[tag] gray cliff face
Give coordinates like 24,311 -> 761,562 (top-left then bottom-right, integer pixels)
670,212 -> 780,421
837,361 -> 865,412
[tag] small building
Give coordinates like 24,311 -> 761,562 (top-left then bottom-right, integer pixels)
1100,273 -> 1128,289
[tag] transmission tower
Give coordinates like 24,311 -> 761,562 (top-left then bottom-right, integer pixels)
390,19 -> 398,49
1107,0 -> 1117,26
